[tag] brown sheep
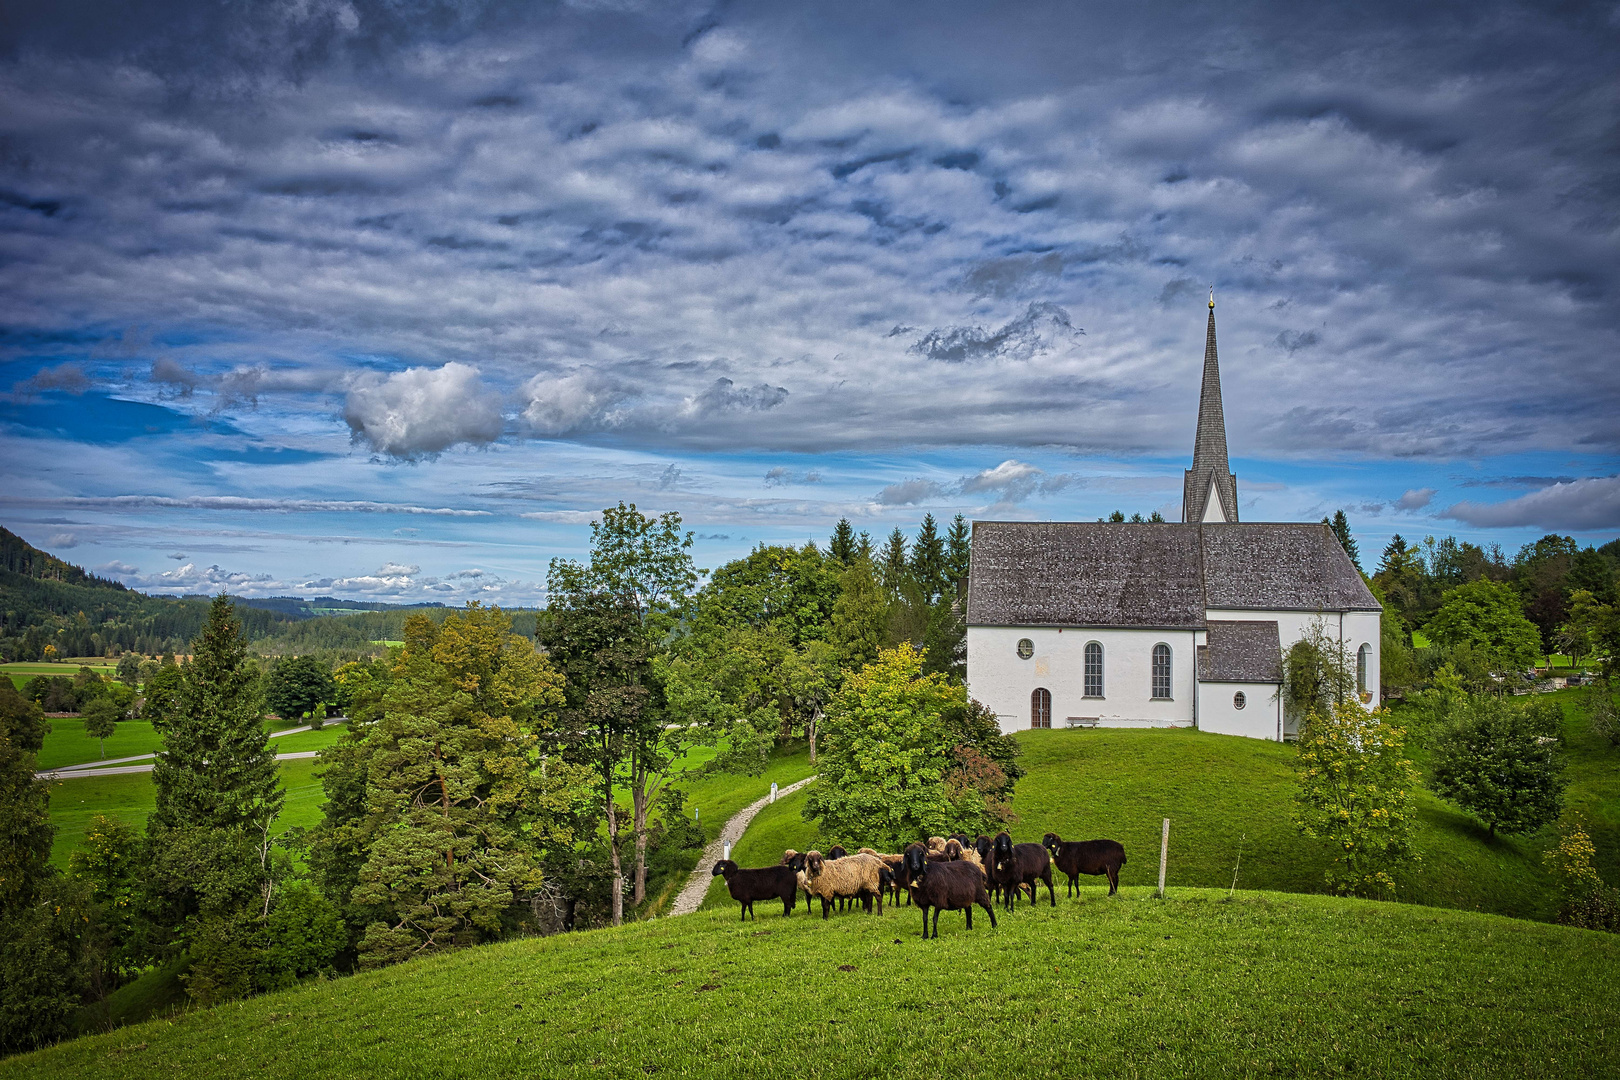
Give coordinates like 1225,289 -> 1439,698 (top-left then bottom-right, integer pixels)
801,850 -> 886,919
904,846 -> 998,939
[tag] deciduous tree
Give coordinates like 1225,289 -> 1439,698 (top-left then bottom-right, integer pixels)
1293,700 -> 1419,898
1429,695 -> 1566,837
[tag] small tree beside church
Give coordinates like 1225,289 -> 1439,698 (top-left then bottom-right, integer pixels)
1294,700 -> 1419,898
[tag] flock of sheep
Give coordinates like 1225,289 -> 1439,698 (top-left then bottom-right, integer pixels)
710,832 -> 1128,939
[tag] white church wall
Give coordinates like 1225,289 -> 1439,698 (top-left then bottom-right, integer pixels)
1198,681 -> 1283,741
1204,608 -> 1382,710
966,625 -> 1199,735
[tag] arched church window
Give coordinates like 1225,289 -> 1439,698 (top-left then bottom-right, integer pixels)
1151,643 -> 1172,699
1017,638 -> 1034,660
1357,644 -> 1370,695
1084,642 -> 1104,698
1031,688 -> 1051,729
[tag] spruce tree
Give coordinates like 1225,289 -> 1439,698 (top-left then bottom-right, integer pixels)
828,518 -> 856,564
1324,510 -> 1362,572
909,513 -> 946,601
945,513 -> 971,594
855,530 -> 874,561
151,596 -> 282,834
879,528 -> 909,594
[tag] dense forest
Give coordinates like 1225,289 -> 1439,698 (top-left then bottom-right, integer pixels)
0,528 -> 466,661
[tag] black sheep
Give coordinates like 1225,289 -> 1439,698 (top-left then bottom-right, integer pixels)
904,846 -> 998,939
1042,832 -> 1128,897
711,859 -> 799,919
991,832 -> 1056,909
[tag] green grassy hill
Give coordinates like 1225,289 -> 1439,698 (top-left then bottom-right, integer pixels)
9,889 -> 1618,1079
700,690 -> 1619,923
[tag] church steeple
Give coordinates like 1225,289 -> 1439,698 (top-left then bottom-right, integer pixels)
1182,289 -> 1239,523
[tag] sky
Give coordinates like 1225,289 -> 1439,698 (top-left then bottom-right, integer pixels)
1,0 -> 1617,605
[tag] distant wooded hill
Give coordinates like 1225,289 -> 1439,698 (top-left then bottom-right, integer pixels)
0,527 -> 529,660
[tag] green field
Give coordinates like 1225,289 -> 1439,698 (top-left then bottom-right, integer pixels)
696,690 -> 1620,923
3,661 -> 118,690
46,751 -> 337,868
9,888 -> 1618,1079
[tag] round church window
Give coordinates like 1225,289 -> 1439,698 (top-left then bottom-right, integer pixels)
1233,692 -> 1247,710
1016,638 -> 1034,659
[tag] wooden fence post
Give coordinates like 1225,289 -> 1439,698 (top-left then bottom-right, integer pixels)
1157,818 -> 1170,899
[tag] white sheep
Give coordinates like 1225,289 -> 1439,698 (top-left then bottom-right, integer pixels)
800,850 -> 887,919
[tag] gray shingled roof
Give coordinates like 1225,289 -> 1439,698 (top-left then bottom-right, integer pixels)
965,522 -> 1206,628
967,520 -> 1379,628
1200,620 -> 1283,682
1202,523 -> 1379,611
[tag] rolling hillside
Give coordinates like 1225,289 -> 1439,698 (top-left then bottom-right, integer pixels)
701,690 -> 1619,922
7,890 -> 1617,1079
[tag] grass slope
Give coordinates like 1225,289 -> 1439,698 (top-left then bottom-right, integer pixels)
9,890 -> 1618,1079
692,690 -> 1620,922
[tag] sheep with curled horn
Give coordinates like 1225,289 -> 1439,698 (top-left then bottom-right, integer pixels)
799,850 -> 886,919
904,845 -> 998,939
990,831 -> 1056,910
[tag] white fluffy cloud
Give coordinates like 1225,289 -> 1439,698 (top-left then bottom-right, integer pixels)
1395,488 -> 1437,511
343,363 -> 504,459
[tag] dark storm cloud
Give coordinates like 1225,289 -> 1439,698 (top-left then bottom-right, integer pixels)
0,0 -> 1615,465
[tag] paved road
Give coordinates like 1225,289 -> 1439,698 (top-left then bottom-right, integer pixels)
35,719 -> 345,780
38,749 -> 322,781
668,774 -> 818,917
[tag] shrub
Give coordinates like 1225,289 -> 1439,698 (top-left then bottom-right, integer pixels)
1429,695 -> 1566,838
1294,700 -> 1420,898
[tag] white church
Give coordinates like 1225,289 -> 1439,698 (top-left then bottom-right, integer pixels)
965,295 -> 1381,741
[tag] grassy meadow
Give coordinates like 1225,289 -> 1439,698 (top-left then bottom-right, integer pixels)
10,888 -> 1619,1080
3,660 -> 118,690
697,689 -> 1620,923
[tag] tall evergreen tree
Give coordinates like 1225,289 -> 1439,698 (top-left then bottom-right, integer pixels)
945,513 -> 971,593
1324,510 -> 1362,572
909,513 -> 947,601
879,528 -> 909,593
855,530 -> 873,561
828,518 -> 857,564
150,596 -> 282,834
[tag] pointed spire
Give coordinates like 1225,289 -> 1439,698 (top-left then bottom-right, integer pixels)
1183,291 -> 1239,522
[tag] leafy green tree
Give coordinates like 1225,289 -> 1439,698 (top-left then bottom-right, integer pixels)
81,694 -> 121,758
805,645 -> 1015,848
1429,696 -> 1566,838
1556,589 -> 1610,667
1426,579 -> 1543,678
115,654 -> 142,688
828,518 -> 857,564
1567,546 -> 1618,606
343,607 -> 581,964
1294,700 -> 1419,898
265,654 -> 336,721
1107,510 -> 1126,522
1148,510 -> 1166,523
829,558 -> 888,673
539,591 -> 655,927
548,503 -> 699,908
547,501 -> 698,637
909,513 -> 947,602
0,681 -> 85,1054
139,656 -> 182,722
945,513 -> 971,594
69,815 -> 145,1002
1281,619 -> 1356,728
331,657 -> 391,722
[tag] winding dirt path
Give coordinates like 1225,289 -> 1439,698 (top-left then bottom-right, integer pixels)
668,774 -> 817,917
